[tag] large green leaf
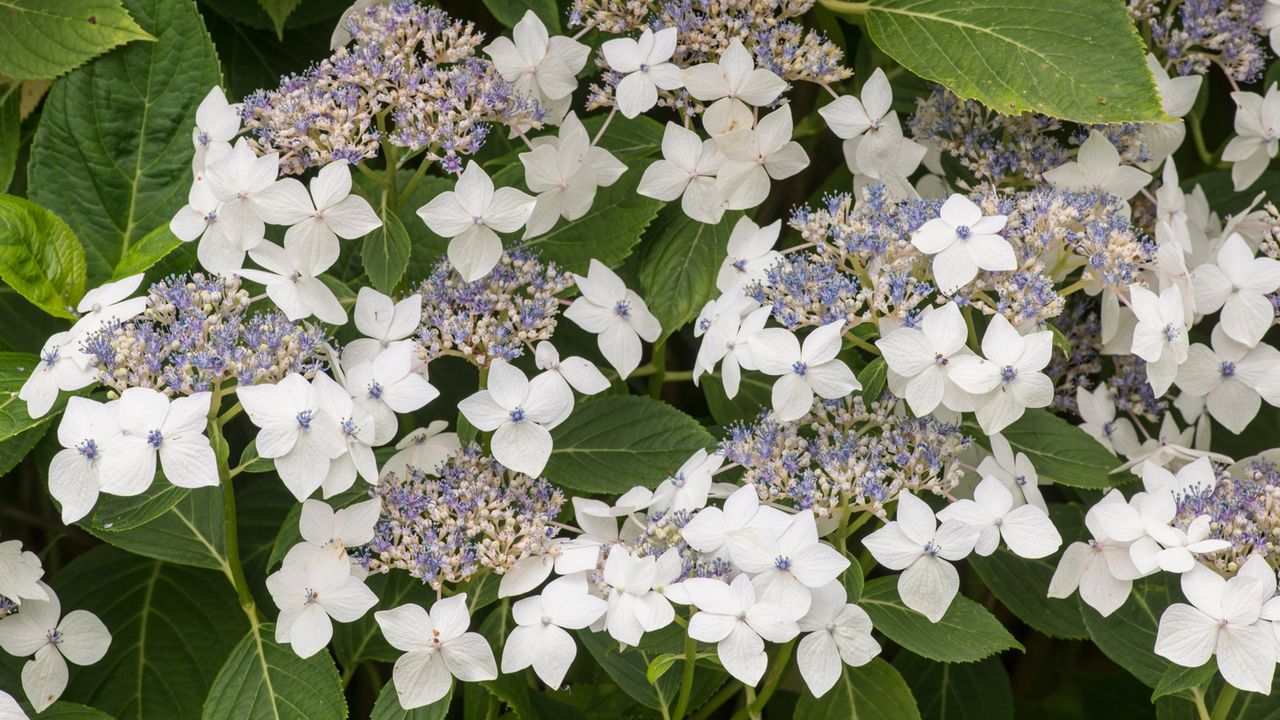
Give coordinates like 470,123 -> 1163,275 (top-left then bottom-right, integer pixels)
859,577 -> 1022,663
55,546 -> 248,720
702,371 -> 772,425
0,0 -> 153,80
854,0 -> 1166,123
78,482 -> 188,533
202,4 -> 335,100
545,395 -> 717,494
519,171 -> 663,273
0,422 -> 48,476
895,655 -> 1013,720
970,409 -> 1121,489
0,194 -> 87,318
968,504 -> 1089,640
27,0 -> 221,284
201,622 -> 347,720
364,208 -> 412,294
639,208 -> 741,342
371,681 -> 452,720
113,224 -> 185,278
1081,572 -> 1182,688
792,658 -> 921,719
82,485 -> 230,572
0,351 -> 65,443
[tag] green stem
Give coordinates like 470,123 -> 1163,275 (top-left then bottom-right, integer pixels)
1209,685 -> 1239,720
672,631 -> 698,720
209,387 -> 259,625
398,156 -> 434,207
1191,688 -> 1211,720
648,339 -> 667,399
742,686 -> 759,720
844,332 -> 880,356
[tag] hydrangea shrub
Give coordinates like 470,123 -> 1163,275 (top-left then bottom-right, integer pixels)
1,0 -> 1280,718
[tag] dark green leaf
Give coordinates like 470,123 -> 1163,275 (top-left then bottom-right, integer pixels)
895,655 -> 1013,720
577,628 -> 680,711
27,0 -> 221,283
0,0 -> 153,80
79,481 -> 187,533
702,371 -> 772,425
969,504 -> 1090,640
1152,661 -> 1216,701
971,409 -> 1121,489
639,207 -> 741,342
55,546 -> 248,720
201,622 -> 347,720
859,0 -> 1166,123
82,485 -> 229,570
1081,572 -> 1182,688
0,83 -> 18,193
255,0 -> 300,36
546,395 -> 716,493
859,577 -> 1022,663
0,194 -> 87,318
480,0 -> 559,32
793,658 -> 921,719
842,561 -> 865,603
364,209 -> 413,294
520,171 -> 663,273
858,357 -> 888,401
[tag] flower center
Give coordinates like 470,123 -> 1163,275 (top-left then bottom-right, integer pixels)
77,439 -> 100,461
1162,323 -> 1178,342
934,352 -> 948,366
792,361 -> 807,376
46,629 -> 63,646
773,555 -> 792,571
340,418 -> 359,437
732,258 -> 748,271
923,541 -> 941,557
296,410 -> 313,430
509,407 -> 527,423
367,381 -> 384,400
1219,361 -> 1236,378
146,429 -> 164,448
999,365 -> 1017,383
613,300 -> 631,318
955,225 -> 972,240
40,348 -> 59,367
304,588 -> 319,604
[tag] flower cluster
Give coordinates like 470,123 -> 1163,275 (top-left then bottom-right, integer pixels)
723,397 -> 971,518
362,445 -> 565,588
416,249 -> 574,367
1132,0 -> 1269,82
84,273 -> 328,396
243,2 -> 541,174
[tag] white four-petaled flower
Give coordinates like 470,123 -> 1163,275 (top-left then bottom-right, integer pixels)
564,260 -> 662,378
863,492 -> 978,622
684,574 -> 799,686
601,27 -> 684,119
750,322 -> 860,422
910,195 -> 1015,294
457,358 -> 572,477
267,551 -> 378,659
0,585 -> 111,712
502,573 -> 607,688
1191,233 -> 1280,348
375,595 -> 498,709
417,162 -> 535,282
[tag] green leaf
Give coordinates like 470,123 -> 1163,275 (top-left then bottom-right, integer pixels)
27,0 -> 221,284
639,207 -> 741,342
114,224 -> 185,278
0,0 -> 153,80
1081,572 -> 1182,688
0,194 -> 87,318
79,481 -> 187,532
585,114 -> 666,160
202,4 -> 336,100
968,504 -> 1090,640
233,438 -> 277,474
480,0 -> 559,32
842,561 -> 865,603
971,409 -> 1121,489
859,577 -> 1023,663
82,485 -> 229,571
55,546 -> 249,720
255,0 -> 300,37
201,622 -> 347,720
520,171 -> 663,273
545,395 -> 716,493
0,351 -> 64,442
793,658 -> 921,719
894,655 -> 1013,720
0,83 -> 18,194
858,0 -> 1166,123
1152,660 -> 1216,701
702,371 -> 772,425
858,357 -> 888,401
364,208 -> 413,293
577,627 -> 681,711
0,421 -> 49,476
371,680 -> 452,720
